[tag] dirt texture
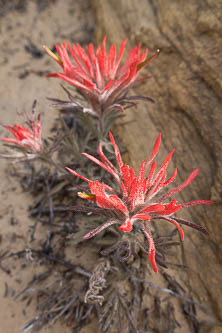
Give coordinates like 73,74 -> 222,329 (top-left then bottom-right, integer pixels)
0,0 -> 221,333
0,1 -> 95,332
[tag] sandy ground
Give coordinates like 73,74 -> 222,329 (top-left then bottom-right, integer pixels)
0,1 -> 95,332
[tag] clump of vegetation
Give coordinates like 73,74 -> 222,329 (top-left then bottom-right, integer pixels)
1,36 -> 212,332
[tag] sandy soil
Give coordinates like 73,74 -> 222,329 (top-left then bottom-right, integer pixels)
0,1 -> 95,332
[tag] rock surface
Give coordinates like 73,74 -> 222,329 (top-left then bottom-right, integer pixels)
94,0 -> 222,321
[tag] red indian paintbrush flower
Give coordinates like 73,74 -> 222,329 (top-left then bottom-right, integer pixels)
66,133 -> 212,273
43,37 -> 159,117
1,113 -> 42,154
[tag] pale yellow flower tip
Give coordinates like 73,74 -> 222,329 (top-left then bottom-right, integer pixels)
78,192 -> 96,200
43,45 -> 63,66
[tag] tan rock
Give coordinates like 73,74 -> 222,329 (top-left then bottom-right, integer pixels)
94,0 -> 222,321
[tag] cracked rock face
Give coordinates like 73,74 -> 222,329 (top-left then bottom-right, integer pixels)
94,0 -> 222,321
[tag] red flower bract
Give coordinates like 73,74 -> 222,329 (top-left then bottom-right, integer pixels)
44,37 -> 159,116
1,114 -> 42,154
67,132 -> 212,273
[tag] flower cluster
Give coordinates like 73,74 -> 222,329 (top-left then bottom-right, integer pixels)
67,132 -> 212,273
1,113 -> 42,154
44,37 -> 159,117
1,36 -> 212,276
